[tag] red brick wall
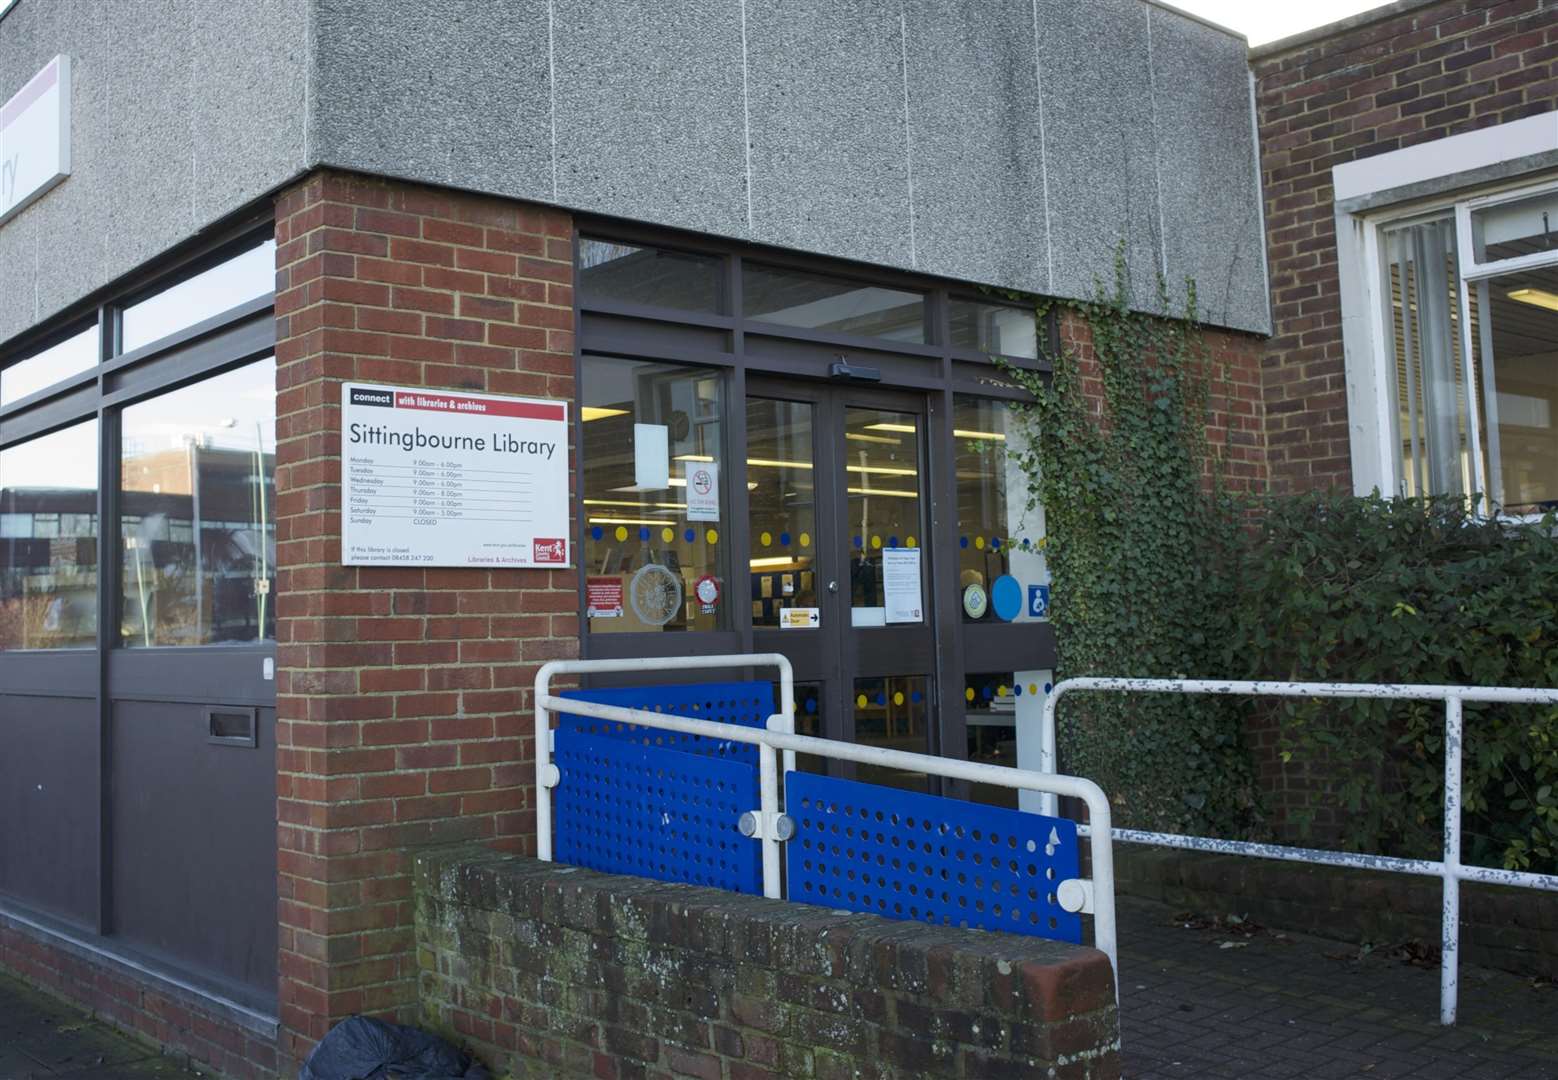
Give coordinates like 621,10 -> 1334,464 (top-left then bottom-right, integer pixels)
1253,0 -> 1558,494
271,170 -> 578,1069
0,923 -> 277,1080
1057,311 -> 1268,493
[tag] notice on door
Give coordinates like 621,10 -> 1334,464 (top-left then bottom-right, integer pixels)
684,461 -> 719,521
883,547 -> 923,623
341,382 -> 571,567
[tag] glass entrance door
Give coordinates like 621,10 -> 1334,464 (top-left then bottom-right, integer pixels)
748,382 -> 937,790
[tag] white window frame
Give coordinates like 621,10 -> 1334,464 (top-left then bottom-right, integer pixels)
1336,111 -> 1558,514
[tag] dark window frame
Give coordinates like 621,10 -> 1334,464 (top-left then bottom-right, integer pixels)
573,220 -> 1057,794
0,209 -> 278,1007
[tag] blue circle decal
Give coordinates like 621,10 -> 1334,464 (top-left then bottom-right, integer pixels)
685,528 -> 697,542
590,526 -> 603,540
780,531 -> 791,547
805,697 -> 818,714
639,526 -> 650,540
991,575 -> 1023,622
959,536 -> 969,549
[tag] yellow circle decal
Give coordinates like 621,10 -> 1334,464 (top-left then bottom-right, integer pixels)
975,536 -> 985,550
706,528 -> 719,545
893,691 -> 904,706
614,526 -> 628,542
906,536 -> 917,548
1029,683 -> 1039,696
871,535 -> 882,550
856,694 -> 868,709
662,527 -> 675,543
760,531 -> 772,547
998,685 -> 1009,697
799,531 -> 811,548
965,687 -> 976,702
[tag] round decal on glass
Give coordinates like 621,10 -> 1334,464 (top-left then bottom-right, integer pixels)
991,574 -> 1023,622
629,563 -> 683,626
962,583 -> 988,619
694,574 -> 721,612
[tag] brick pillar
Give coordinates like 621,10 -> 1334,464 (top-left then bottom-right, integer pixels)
271,170 -> 578,1066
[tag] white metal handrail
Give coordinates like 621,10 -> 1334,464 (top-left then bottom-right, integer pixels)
1040,676 -> 1558,1025
535,656 -> 1121,990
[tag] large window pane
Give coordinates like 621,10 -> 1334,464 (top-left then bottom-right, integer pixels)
743,265 -> 925,342
121,239 -> 276,353
1380,218 -> 1476,499
581,358 -> 727,633
845,408 -> 924,625
1474,265 -> 1558,513
120,358 -> 276,646
1471,190 -> 1558,264
948,300 -> 1038,360
747,399 -> 817,629
953,397 -> 1043,623
0,420 -> 98,649
578,239 -> 723,313
1,325 -> 97,407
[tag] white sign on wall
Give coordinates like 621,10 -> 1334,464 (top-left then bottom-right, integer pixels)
341,383 -> 572,567
0,55 -> 70,226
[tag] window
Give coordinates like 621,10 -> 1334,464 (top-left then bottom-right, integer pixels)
0,420 -> 98,649
120,358 -> 277,646
747,399 -> 818,628
577,239 -> 723,313
581,357 -> 728,633
1,324 -> 97,407
948,300 -> 1038,360
1371,180 -> 1558,514
121,239 -> 276,353
743,265 -> 926,342
953,396 -> 1043,621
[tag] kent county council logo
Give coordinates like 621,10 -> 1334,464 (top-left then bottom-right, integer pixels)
533,538 -> 566,564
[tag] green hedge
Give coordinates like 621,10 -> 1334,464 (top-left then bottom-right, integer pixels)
1230,492 -> 1558,872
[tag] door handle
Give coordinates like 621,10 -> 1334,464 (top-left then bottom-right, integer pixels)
826,580 -> 839,594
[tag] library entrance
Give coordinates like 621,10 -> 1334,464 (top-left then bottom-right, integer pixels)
575,230 -> 1060,804
747,380 -> 935,789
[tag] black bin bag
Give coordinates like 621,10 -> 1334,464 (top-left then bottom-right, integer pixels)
298,1016 -> 492,1080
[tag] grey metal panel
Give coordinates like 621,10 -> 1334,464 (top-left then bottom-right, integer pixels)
1149,7 -> 1271,333
110,700 -> 278,1000
0,0 -> 309,348
903,0 -> 1048,296
1034,0 -> 1163,312
552,0 -> 748,237
0,694 -> 98,930
743,0 -> 913,270
309,0 -> 554,205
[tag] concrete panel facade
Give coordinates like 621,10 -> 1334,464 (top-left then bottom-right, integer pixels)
0,0 -> 309,346
0,0 -> 1270,350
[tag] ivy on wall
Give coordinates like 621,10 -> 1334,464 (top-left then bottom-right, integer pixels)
1001,253 -> 1259,836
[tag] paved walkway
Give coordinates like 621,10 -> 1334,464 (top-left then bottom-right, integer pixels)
1117,895 -> 1558,1079
3,901 -> 1555,1079
0,971 -> 202,1080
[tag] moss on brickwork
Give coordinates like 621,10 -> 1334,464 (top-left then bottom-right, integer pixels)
412,851 -> 1120,1079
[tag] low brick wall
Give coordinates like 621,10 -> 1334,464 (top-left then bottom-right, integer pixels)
1116,847 -> 1558,979
415,851 -> 1120,1079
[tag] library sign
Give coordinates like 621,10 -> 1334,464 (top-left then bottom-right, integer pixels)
1,56 -> 70,226
341,383 -> 571,567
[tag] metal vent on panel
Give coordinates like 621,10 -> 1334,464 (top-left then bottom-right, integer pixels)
785,771 -> 1083,944
553,727 -> 762,895
558,681 -> 775,765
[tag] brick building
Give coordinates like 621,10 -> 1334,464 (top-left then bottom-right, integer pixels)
1253,0 -> 1558,505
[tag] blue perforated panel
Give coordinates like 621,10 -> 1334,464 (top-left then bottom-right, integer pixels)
785,772 -> 1083,943
553,728 -> 762,894
559,682 -> 775,765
